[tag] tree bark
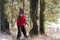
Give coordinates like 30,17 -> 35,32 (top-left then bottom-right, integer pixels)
0,0 -> 5,32
40,0 -> 45,34
29,0 -> 38,36
0,0 -> 10,34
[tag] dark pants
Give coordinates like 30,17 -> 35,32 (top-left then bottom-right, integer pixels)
17,26 -> 27,38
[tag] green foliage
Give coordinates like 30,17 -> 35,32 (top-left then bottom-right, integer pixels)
44,0 -> 60,23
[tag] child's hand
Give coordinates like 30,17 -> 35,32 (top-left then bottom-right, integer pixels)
26,23 -> 28,25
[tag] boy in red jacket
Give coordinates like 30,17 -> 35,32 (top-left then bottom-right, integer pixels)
16,9 -> 27,39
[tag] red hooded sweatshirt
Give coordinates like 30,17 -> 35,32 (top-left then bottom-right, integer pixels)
16,15 -> 26,27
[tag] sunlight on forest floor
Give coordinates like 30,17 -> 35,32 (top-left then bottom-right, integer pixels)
0,31 -> 60,40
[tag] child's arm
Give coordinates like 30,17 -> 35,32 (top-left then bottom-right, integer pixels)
24,16 -> 28,25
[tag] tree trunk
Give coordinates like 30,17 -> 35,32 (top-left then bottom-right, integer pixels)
40,0 -> 45,34
0,4 -> 1,32
29,0 -> 38,36
0,0 -> 10,34
0,0 -> 5,32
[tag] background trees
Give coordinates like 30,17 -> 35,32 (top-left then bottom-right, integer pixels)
0,0 -> 60,36
0,0 -> 46,35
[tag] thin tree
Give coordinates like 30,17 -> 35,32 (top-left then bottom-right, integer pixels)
40,0 -> 45,34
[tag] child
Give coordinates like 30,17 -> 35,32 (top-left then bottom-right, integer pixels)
16,9 -> 27,39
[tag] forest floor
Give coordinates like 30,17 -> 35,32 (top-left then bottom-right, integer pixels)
0,32 -> 60,40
